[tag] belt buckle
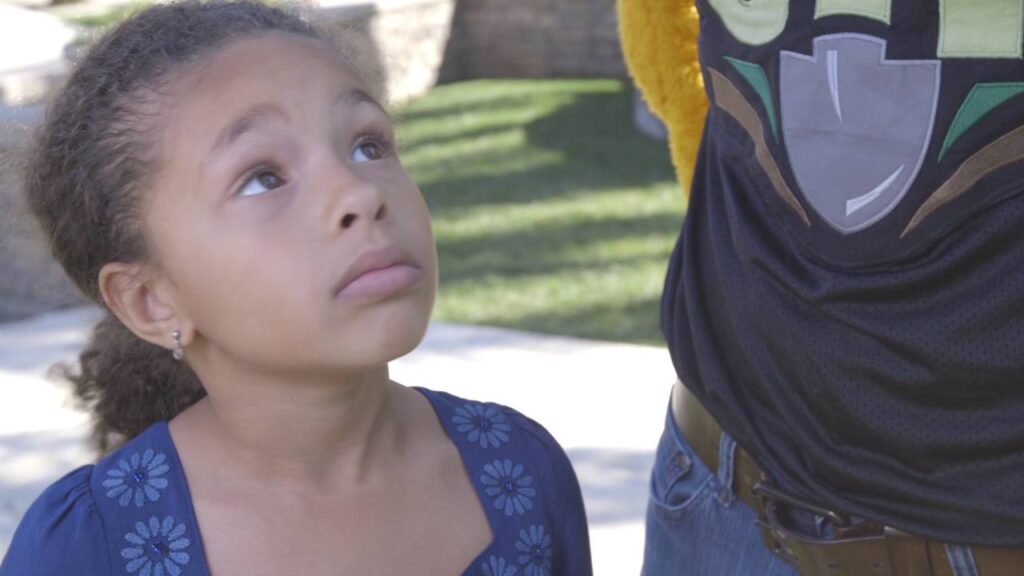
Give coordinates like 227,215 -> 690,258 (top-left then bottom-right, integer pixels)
752,478 -> 855,563
753,480 -> 852,529
751,480 -> 901,575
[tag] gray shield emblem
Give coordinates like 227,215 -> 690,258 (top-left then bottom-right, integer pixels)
780,34 -> 940,234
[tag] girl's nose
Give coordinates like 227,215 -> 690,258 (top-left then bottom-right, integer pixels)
339,197 -> 388,230
318,137 -> 390,234
325,174 -> 389,235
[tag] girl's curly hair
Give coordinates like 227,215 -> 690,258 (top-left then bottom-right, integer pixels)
25,0 -> 380,453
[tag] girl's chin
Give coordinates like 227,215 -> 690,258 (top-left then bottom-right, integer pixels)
335,316 -> 432,367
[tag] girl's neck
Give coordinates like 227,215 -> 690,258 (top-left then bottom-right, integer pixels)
170,362 -> 407,492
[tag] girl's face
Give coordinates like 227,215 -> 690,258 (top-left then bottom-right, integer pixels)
144,32 -> 437,376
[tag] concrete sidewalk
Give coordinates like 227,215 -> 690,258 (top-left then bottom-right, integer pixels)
0,4 -> 74,77
0,306 -> 675,574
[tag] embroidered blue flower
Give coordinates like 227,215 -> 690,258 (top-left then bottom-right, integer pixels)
482,555 -> 519,576
103,449 -> 170,507
481,458 -> 536,516
453,403 -> 512,448
516,525 -> 553,576
120,515 -> 191,576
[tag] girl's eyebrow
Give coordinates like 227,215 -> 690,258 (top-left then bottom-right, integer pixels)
207,104 -> 284,159
340,88 -> 389,119
206,89 -> 386,160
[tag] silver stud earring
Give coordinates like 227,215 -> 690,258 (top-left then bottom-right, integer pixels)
171,330 -> 184,361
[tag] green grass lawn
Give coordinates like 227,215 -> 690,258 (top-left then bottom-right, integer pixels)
395,79 -> 686,345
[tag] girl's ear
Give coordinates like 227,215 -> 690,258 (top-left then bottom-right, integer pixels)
98,262 -> 193,350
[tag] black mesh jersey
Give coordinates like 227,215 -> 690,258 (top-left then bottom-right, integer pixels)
663,0 -> 1024,545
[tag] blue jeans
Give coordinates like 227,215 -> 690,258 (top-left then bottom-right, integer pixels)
641,404 -> 982,576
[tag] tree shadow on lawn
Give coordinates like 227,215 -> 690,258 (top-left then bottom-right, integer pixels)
411,82 -> 680,212
461,296 -> 667,347
407,81 -> 682,343
435,212 -> 682,284
396,92 -> 555,125
395,79 -> 601,124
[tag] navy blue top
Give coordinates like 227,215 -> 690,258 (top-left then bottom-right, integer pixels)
1,388 -> 592,575
664,0 -> 1024,545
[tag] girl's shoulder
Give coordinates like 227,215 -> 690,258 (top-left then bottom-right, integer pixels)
1,464 -> 107,574
416,387 -> 573,474
415,387 -> 586,513
416,387 -> 594,575
1,422 -> 187,575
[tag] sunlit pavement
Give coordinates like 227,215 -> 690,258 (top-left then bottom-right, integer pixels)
0,306 -> 674,574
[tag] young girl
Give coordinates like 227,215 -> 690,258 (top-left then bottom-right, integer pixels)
0,2 -> 592,574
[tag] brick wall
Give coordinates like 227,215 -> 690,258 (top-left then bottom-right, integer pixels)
440,0 -> 626,81
319,0 -> 458,104
320,0 -> 627,98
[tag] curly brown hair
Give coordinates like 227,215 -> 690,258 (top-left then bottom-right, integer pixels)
24,0 -> 381,454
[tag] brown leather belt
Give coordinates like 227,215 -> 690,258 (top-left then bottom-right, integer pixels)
671,379 -> 1024,576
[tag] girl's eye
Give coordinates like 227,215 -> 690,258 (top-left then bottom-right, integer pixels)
351,137 -> 390,163
237,169 -> 285,197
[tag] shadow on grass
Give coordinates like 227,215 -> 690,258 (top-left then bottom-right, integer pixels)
396,93 -> 558,124
398,121 -> 529,152
436,213 -> 680,283
412,84 -> 677,212
401,80 -> 682,343
470,297 -> 666,347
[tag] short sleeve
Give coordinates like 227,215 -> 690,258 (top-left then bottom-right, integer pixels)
0,466 -> 112,575
509,410 -> 594,576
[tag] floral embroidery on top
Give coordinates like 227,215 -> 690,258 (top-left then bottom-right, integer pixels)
516,525 -> 553,576
453,403 -> 512,448
103,449 -> 171,507
120,515 -> 191,576
482,554 -> 519,576
481,458 -> 536,516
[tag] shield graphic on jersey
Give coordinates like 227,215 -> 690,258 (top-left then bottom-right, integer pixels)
780,34 -> 940,234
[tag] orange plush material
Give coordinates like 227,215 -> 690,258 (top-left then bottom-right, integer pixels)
618,0 -> 706,200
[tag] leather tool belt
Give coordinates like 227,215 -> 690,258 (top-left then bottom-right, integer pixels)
670,379 -> 1024,576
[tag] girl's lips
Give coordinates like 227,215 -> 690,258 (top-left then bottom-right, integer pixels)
336,263 -> 423,300
333,246 -> 423,301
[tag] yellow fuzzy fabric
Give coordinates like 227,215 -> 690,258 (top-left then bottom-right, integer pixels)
618,0 -> 706,201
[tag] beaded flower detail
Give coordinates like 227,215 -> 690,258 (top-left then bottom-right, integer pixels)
452,403 -> 512,449
103,449 -> 171,508
481,555 -> 520,576
481,458 -> 536,517
120,516 -> 191,576
516,525 -> 553,576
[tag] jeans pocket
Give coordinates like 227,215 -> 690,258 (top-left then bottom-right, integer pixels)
648,410 -> 716,518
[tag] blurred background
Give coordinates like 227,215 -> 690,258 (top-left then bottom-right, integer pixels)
0,0 -> 683,572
